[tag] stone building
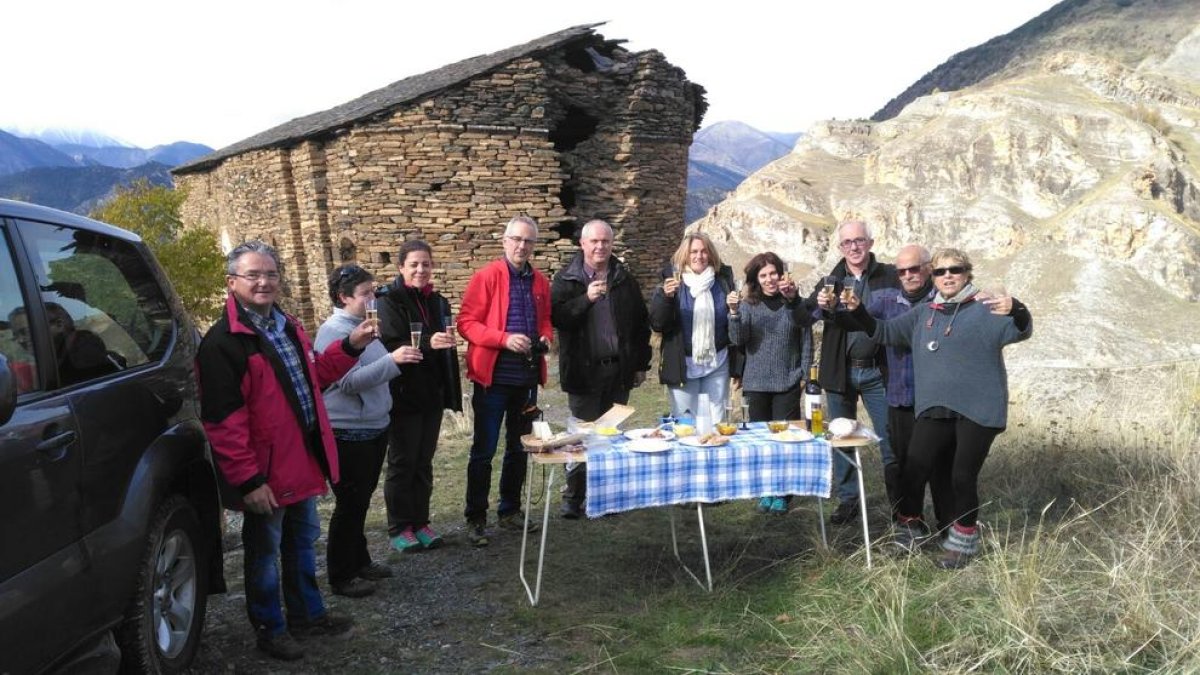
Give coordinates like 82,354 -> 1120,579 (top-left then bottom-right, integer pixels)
173,23 -> 706,325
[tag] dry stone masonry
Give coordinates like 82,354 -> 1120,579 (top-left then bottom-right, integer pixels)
173,24 -> 706,325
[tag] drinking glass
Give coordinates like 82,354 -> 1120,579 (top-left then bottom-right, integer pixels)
409,322 -> 423,349
724,399 -> 734,424
364,298 -> 378,324
740,399 -> 750,429
444,314 -> 456,342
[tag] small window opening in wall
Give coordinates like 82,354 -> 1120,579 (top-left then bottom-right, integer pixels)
339,237 -> 356,262
553,219 -> 577,243
430,181 -> 445,192
380,252 -> 391,265
559,184 -> 577,210
550,106 -> 599,152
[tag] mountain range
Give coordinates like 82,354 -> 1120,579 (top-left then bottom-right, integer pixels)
687,121 -> 802,223
0,128 -> 212,213
692,0 -> 1200,396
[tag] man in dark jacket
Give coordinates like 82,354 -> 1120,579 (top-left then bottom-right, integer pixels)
550,219 -> 652,518
810,221 -> 899,525
197,241 -> 375,660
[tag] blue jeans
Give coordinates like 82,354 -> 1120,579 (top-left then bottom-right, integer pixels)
667,359 -> 730,422
242,498 -> 325,637
464,382 -> 535,522
826,366 -> 894,503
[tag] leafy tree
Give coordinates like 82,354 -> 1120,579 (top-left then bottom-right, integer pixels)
90,180 -> 225,323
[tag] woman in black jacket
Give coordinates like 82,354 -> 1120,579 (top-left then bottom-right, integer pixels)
649,232 -> 742,422
377,240 -> 462,552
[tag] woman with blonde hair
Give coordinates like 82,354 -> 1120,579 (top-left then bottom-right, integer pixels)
649,232 -> 742,421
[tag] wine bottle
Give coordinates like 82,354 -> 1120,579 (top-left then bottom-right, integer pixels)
804,365 -> 824,431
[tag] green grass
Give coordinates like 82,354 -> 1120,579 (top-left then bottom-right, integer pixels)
341,358 -> 1200,673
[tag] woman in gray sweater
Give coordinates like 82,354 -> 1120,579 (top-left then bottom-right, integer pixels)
728,251 -> 817,515
315,265 -> 421,597
831,248 -> 1032,568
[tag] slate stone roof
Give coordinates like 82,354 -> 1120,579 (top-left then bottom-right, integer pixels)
173,23 -> 604,174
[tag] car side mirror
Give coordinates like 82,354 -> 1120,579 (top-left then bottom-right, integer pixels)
0,354 -> 15,425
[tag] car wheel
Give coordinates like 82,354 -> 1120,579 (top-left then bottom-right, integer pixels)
117,495 -> 209,674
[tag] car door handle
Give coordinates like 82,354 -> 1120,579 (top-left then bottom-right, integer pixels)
37,430 -> 77,460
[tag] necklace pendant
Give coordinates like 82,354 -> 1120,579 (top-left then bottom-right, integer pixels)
927,340 -> 939,352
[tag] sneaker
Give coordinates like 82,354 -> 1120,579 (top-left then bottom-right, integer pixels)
290,612 -> 354,639
892,519 -> 930,554
390,528 -> 421,553
257,632 -> 304,660
830,500 -> 860,525
769,496 -> 789,515
357,561 -> 393,580
560,501 -> 584,520
415,525 -> 443,549
466,520 -> 489,547
330,577 -> 374,598
756,496 -> 773,514
497,510 -> 540,533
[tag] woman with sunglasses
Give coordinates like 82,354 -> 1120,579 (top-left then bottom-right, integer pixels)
377,240 -> 462,553
824,248 -> 1032,568
315,265 -> 422,597
728,251 -> 816,515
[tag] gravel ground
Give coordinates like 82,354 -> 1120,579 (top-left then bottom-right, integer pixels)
190,495 -> 568,674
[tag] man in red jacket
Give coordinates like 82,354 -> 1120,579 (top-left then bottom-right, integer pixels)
457,216 -> 553,547
197,241 -> 375,661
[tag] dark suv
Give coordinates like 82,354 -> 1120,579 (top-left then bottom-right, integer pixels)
0,199 -> 224,674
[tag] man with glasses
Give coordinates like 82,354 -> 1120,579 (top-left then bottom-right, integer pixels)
197,241 -> 377,660
851,244 -> 950,530
550,219 -> 652,519
810,221 -> 899,525
458,216 -> 553,546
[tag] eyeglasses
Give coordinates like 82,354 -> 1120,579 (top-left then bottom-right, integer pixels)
228,271 -> 281,282
838,237 -> 870,250
931,266 -> 967,277
896,264 -> 925,276
504,235 -> 537,247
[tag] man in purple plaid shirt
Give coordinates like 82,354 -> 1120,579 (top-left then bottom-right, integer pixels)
864,244 -> 949,528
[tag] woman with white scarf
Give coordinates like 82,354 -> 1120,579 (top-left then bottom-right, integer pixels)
649,232 -> 742,422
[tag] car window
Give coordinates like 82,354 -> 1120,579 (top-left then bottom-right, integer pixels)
15,219 -> 175,387
0,230 -> 41,394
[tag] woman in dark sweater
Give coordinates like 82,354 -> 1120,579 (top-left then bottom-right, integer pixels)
377,240 -> 462,552
829,248 -> 1031,568
729,252 -> 816,514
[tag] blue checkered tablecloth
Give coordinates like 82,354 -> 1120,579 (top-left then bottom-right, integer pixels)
585,423 -> 832,517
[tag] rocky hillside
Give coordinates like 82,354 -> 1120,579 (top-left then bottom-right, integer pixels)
692,0 -> 1200,372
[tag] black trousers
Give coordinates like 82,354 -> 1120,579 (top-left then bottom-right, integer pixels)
888,406 -> 952,527
745,383 -> 802,423
327,430 -> 389,584
899,415 -> 1000,528
385,409 -> 444,535
563,360 -> 629,505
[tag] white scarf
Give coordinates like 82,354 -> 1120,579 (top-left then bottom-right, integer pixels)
684,267 -> 716,366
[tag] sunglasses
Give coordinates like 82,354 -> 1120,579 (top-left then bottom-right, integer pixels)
931,266 -> 967,277
896,264 -> 924,276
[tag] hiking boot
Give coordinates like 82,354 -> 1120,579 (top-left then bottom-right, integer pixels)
415,525 -> 443,549
390,527 -> 421,553
769,496 -> 789,515
357,561 -> 393,580
466,520 -> 489,547
830,500 -> 860,525
936,549 -> 974,569
560,501 -> 584,520
892,518 -> 930,554
289,612 -> 354,639
330,577 -> 374,598
497,510 -> 540,533
257,632 -> 304,661
755,496 -> 773,514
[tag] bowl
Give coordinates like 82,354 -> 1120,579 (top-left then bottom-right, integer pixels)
715,422 -> 738,436
767,420 -> 789,433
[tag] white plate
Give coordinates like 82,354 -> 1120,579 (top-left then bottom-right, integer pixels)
625,438 -> 672,453
770,429 -> 815,443
624,428 -> 676,441
678,435 -> 731,447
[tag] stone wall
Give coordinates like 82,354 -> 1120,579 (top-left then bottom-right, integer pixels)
176,41 -> 701,326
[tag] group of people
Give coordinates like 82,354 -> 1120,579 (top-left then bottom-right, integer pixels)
195,214 -> 1030,661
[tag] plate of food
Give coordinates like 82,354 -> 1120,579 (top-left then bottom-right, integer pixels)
625,438 -> 672,453
624,427 -> 676,441
770,429 -> 815,443
679,433 -> 731,447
